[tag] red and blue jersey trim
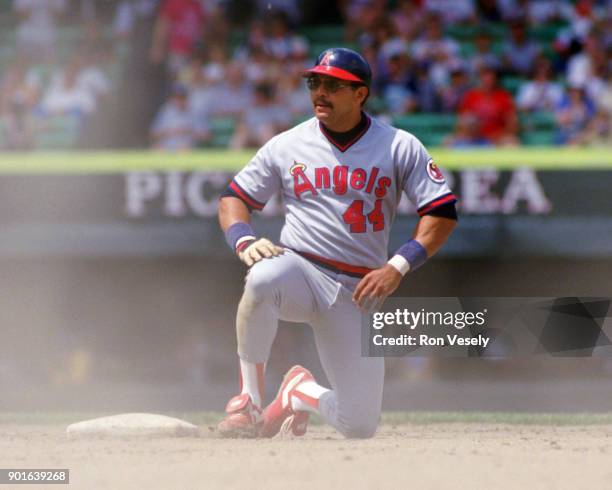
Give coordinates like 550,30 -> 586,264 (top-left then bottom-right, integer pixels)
417,192 -> 457,217
228,180 -> 266,211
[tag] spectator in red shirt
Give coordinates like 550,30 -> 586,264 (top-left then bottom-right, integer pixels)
150,0 -> 204,73
458,66 -> 519,145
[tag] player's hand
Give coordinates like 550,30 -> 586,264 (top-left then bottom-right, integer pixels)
352,264 -> 403,311
238,238 -> 284,267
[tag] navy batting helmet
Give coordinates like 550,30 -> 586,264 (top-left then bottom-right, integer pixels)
304,47 -> 372,86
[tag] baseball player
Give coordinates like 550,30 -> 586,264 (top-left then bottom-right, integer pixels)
217,48 -> 457,439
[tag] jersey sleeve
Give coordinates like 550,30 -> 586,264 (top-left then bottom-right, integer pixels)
399,134 -> 457,217
229,142 -> 281,211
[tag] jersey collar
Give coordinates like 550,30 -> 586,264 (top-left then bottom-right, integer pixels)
318,112 -> 371,152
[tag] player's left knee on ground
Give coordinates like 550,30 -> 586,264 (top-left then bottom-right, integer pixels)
339,419 -> 379,439
319,387 -> 381,439
336,412 -> 379,439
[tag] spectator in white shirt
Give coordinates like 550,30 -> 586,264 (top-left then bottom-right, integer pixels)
14,0 -> 66,61
77,47 -> 112,102
439,65 -> 470,112
39,60 -> 96,118
230,82 -> 291,149
262,10 -> 309,61
151,83 -> 210,151
411,14 -> 460,65
502,20 -> 542,76
468,29 -> 501,76
379,52 -> 417,115
186,63 -> 215,119
206,63 -> 253,117
554,83 -> 596,144
256,0 -> 301,24
279,67 -> 312,120
0,58 -> 41,149
516,58 -> 564,112
593,73 -> 612,115
566,33 -> 604,89
0,58 -> 41,115
424,0 -> 475,25
391,0 -> 426,41
114,0 -> 160,40
499,0 -> 572,24
411,13 -> 460,88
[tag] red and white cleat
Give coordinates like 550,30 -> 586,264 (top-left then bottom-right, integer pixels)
217,393 -> 262,438
260,365 -> 315,438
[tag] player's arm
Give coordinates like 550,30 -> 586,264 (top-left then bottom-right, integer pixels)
353,207 -> 457,308
220,141 -> 283,266
219,195 -> 283,267
411,213 -> 457,258
218,195 -> 251,231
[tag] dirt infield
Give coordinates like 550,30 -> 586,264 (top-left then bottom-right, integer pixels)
2,421 -> 612,490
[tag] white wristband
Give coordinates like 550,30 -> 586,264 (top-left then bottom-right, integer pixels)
387,254 -> 411,276
235,235 -> 256,250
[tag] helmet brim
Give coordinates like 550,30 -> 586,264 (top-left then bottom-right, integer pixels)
303,65 -> 364,83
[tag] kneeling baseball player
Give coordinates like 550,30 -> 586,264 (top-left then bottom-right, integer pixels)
217,48 -> 457,439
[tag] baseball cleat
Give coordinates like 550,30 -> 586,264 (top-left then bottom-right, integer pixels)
260,365 -> 315,438
217,393 -> 262,438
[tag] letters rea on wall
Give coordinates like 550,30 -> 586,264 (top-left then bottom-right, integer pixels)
124,168 -> 552,219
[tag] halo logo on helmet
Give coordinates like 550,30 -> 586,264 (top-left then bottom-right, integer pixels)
320,51 -> 332,66
304,47 -> 372,87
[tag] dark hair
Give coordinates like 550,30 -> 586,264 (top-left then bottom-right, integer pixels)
479,65 -> 499,78
255,83 -> 274,99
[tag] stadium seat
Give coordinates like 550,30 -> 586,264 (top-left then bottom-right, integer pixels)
520,111 -> 556,131
446,23 -> 508,41
365,95 -> 387,115
459,40 -> 504,58
459,41 -> 476,58
393,113 -> 456,146
34,115 -> 80,149
522,130 -> 556,146
529,22 -> 568,42
229,31 -> 247,52
299,25 -> 345,44
519,111 -> 556,146
208,116 -> 236,148
501,76 -> 526,96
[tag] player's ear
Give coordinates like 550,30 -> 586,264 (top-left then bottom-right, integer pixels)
356,86 -> 369,107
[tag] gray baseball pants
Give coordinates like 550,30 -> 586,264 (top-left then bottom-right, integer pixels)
236,249 -> 384,439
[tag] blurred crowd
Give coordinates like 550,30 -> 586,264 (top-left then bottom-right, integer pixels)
0,1 -> 118,149
0,0 -> 610,150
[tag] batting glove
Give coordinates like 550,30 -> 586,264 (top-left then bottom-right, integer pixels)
238,238 -> 284,267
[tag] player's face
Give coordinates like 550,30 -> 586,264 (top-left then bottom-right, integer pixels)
306,75 -> 367,128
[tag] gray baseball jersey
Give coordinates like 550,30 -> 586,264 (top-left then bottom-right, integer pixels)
229,114 -> 456,274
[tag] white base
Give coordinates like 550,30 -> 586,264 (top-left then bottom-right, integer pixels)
66,413 -> 199,438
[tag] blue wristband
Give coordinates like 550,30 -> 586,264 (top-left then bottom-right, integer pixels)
225,222 -> 256,251
395,239 -> 428,272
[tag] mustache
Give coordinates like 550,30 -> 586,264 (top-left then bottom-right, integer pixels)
314,99 -> 333,108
